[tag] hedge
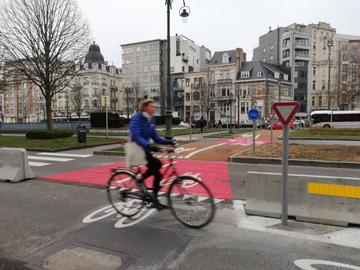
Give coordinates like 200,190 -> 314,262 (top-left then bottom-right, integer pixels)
26,129 -> 74,140
309,128 -> 360,136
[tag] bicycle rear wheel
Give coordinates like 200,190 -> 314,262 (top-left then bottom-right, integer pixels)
167,176 -> 215,229
107,171 -> 144,218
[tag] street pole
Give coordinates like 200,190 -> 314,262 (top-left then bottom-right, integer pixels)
189,85 -> 193,142
229,99 -> 233,133
252,120 -> 256,154
327,40 -> 332,110
105,98 -> 109,139
165,0 -> 172,139
281,124 -> 289,225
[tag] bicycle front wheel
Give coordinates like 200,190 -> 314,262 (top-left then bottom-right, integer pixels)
167,176 -> 215,229
107,171 -> 144,218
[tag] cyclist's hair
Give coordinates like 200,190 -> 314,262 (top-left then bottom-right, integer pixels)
139,99 -> 155,112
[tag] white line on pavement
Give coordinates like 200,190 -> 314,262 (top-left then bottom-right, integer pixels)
29,161 -> 51,167
37,152 -> 92,158
184,143 -> 226,159
28,156 -> 73,162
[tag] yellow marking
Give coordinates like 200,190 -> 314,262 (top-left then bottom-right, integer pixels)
308,182 -> 360,199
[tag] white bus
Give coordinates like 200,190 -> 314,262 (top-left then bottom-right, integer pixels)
309,110 -> 360,128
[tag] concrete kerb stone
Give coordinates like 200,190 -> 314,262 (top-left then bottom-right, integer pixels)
228,155 -> 360,169
245,171 -> 360,226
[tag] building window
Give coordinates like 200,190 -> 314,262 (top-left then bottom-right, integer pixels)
313,67 -> 316,75
322,80 -> 325,90
270,55 -> 274,60
263,48 -> 266,53
319,96 -> 322,106
222,53 -> 229,64
186,79 -> 190,87
313,80 -> 316,90
312,97 -> 315,106
257,72 -> 262,77
270,45 -> 274,50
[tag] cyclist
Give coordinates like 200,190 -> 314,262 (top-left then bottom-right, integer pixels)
129,99 -> 174,206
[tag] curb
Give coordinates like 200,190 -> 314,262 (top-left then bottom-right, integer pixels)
289,137 -> 360,141
93,151 -> 125,156
228,156 -> 360,169
26,142 -> 119,153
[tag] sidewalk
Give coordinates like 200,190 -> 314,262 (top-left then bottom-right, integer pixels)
233,200 -> 360,249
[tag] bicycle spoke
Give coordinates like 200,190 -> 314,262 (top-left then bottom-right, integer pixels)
168,177 -> 215,229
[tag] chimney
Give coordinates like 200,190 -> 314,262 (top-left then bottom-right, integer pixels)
235,48 -> 246,73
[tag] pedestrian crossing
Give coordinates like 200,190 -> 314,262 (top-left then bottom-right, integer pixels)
28,152 -> 92,167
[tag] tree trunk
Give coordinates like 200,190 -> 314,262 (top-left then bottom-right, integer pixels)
46,96 -> 53,130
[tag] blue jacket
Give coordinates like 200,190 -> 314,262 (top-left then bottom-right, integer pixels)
129,112 -> 168,149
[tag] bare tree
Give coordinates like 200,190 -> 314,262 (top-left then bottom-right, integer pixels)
199,82 -> 213,126
128,81 -> 144,114
0,0 -> 90,129
69,83 -> 86,120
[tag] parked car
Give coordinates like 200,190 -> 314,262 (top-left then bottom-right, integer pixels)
266,121 -> 295,130
178,121 -> 195,128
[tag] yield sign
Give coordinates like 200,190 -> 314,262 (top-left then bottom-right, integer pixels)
272,102 -> 299,125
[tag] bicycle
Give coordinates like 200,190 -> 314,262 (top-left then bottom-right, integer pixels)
106,146 -> 216,229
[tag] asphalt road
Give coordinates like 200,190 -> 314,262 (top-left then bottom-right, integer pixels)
1,152 -> 360,269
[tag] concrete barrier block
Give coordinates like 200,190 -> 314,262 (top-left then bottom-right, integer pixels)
246,172 -> 360,226
0,148 -> 35,182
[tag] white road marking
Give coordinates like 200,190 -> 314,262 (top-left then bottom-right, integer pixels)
28,156 -> 73,162
198,196 -> 209,202
214,198 -> 224,204
184,143 -> 226,159
37,152 -> 92,158
294,259 -> 360,270
29,161 -> 51,167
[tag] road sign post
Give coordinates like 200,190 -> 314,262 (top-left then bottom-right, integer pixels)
101,95 -> 110,138
248,108 -> 260,154
267,113 -> 275,144
272,102 -> 299,225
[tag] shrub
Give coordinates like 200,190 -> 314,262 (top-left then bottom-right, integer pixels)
309,128 -> 360,136
26,129 -> 74,140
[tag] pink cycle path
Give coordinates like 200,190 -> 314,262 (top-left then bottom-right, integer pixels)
40,159 -> 233,200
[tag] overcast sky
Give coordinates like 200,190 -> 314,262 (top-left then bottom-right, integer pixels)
77,0 -> 360,67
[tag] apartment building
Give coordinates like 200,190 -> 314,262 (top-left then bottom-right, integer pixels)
335,34 -> 360,110
52,43 -> 123,119
0,65 -> 44,123
307,22 -> 336,111
121,35 -> 211,116
208,48 -> 246,124
121,39 -> 167,115
183,71 -> 210,122
253,22 -> 338,112
236,61 -> 292,124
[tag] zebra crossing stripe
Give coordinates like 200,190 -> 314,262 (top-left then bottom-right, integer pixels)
37,153 -> 92,158
29,161 -> 51,167
28,156 -> 73,162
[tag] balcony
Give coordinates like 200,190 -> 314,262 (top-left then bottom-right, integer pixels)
216,78 -> 232,85
295,40 -> 310,47
182,54 -> 188,62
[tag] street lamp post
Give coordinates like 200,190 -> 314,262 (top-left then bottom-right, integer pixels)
164,0 -> 190,139
228,92 -> 234,133
327,38 -> 334,110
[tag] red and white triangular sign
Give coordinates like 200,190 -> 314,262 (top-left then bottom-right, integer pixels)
272,102 -> 299,125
